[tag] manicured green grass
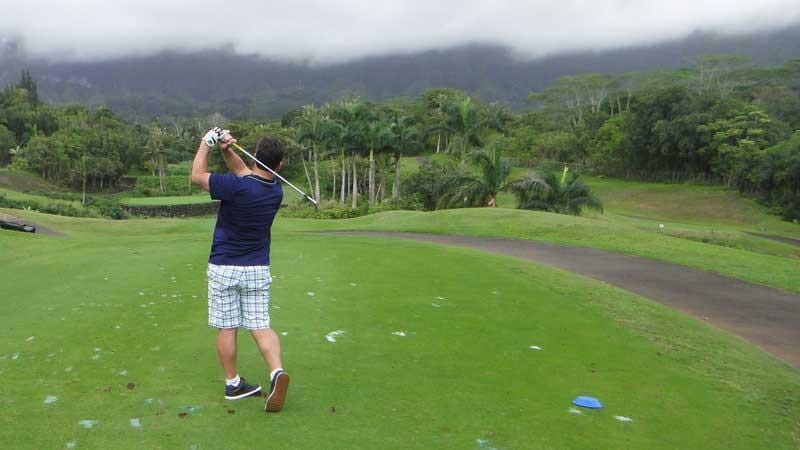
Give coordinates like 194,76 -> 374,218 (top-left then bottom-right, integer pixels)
0,187 -> 85,209
584,176 -> 800,235
291,208 -> 800,293
496,169 -> 800,260
0,210 -> 798,449
120,194 -> 214,206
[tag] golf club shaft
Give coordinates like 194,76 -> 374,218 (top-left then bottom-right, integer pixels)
231,143 -> 318,205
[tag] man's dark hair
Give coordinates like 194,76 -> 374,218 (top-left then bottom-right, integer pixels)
253,136 -> 285,170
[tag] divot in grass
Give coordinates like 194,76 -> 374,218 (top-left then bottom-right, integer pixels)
325,330 -> 345,343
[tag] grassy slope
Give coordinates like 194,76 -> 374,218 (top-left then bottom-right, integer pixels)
0,211 -> 798,449
496,169 -> 800,260
0,187 -> 85,209
288,208 -> 800,293
120,194 -> 214,206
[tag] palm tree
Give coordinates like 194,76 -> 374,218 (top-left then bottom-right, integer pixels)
438,147 -> 510,208
144,125 -> 167,192
294,105 -> 335,204
331,100 -> 369,208
447,97 -> 485,157
361,120 -> 394,206
389,115 -> 419,201
508,167 -> 603,215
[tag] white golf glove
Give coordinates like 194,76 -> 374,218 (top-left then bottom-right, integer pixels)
203,127 -> 224,147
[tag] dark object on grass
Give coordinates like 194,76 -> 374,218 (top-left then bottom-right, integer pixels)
0,220 -> 36,233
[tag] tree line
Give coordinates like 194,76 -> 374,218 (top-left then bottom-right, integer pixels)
2,56 -> 799,219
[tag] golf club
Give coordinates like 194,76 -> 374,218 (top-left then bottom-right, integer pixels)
231,142 -> 318,206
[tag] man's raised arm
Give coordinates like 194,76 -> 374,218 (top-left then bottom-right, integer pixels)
219,135 -> 251,177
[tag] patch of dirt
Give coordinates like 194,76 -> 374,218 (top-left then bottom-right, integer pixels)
0,212 -> 65,237
330,231 -> 800,369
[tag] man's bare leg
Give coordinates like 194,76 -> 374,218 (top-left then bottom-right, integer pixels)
250,328 -> 282,371
251,328 -> 289,412
216,328 -> 238,379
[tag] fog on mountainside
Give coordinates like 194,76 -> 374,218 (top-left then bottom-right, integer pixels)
1,24 -> 799,120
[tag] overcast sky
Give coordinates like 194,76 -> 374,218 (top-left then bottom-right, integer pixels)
2,1 -> 799,63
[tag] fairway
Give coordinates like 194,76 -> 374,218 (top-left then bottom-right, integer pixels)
120,195 -> 214,206
1,211 -> 799,449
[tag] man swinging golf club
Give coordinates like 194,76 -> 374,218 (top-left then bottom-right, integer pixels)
191,127 -> 289,412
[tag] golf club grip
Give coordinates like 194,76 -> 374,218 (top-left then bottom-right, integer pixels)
231,143 -> 318,205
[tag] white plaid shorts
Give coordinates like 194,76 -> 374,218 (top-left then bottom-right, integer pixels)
207,263 -> 273,330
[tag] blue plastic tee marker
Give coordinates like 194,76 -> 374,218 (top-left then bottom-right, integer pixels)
572,396 -> 603,409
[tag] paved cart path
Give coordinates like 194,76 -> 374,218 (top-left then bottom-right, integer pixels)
329,231 -> 800,369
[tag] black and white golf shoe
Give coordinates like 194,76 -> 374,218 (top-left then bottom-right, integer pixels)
265,370 -> 290,412
224,378 -> 262,400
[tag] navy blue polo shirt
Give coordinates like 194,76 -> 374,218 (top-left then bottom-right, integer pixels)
208,173 -> 283,266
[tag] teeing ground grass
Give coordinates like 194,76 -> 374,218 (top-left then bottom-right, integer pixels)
0,210 -> 798,449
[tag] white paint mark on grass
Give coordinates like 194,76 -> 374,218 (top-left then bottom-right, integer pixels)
391,331 -> 406,337
306,292 -> 316,297
44,395 -> 58,404
431,303 -> 441,308
615,415 -> 633,422
436,296 -> 445,300
26,336 -> 35,342
529,345 -> 542,350
569,407 -> 583,415
66,441 -> 76,449
78,419 -> 98,429
130,418 -> 141,428
325,330 -> 345,343
476,438 -> 498,450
